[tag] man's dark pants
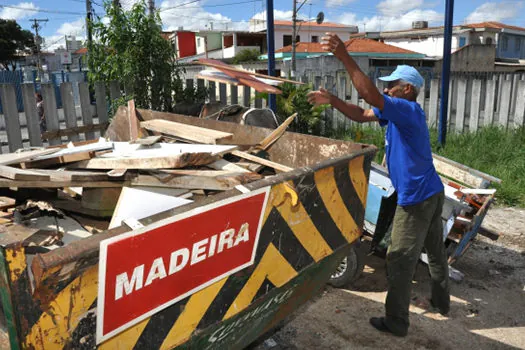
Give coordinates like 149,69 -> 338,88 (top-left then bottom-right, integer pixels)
384,191 -> 450,335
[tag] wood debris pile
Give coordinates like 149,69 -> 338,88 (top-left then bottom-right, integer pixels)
0,112 -> 297,252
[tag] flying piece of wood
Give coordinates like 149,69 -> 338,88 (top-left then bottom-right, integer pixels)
0,165 -> 50,181
230,150 -> 293,173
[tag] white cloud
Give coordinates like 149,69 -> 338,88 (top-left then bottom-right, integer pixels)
251,10 -> 303,21
326,0 -> 355,7
42,18 -> 85,51
0,2 -> 38,20
377,0 -> 424,16
159,0 -> 249,31
465,2 -> 521,23
336,8 -> 443,32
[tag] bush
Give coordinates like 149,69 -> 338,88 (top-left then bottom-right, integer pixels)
232,49 -> 260,64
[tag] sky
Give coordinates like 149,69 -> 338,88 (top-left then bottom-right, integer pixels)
1,0 -> 524,51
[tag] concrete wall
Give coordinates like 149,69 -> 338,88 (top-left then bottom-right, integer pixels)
384,35 -> 460,57
433,44 -> 497,73
196,33 -> 222,55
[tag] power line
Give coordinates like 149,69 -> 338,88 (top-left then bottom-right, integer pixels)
0,4 -> 84,16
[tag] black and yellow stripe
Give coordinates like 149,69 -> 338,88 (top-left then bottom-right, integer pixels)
5,153 -> 372,350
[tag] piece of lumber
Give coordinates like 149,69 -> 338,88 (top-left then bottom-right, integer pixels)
0,179 -> 124,188
131,135 -> 162,145
433,154 -> 501,188
0,224 -> 40,247
109,186 -> 192,229
207,159 -> 250,173
230,150 -> 293,172
0,149 -> 58,166
0,165 -> 50,181
128,99 -> 139,141
252,113 -> 298,152
73,152 -> 218,170
131,172 -> 261,190
51,198 -> 115,218
159,169 -> 253,177
197,59 -> 304,85
21,151 -> 97,169
34,169 -> 116,182
0,197 -> 16,211
40,123 -> 109,141
477,226 -> 501,241
140,119 -> 233,144
82,188 -> 122,211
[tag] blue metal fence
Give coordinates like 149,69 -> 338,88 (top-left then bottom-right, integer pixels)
0,71 -> 24,114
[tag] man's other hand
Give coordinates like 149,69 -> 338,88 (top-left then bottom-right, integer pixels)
321,32 -> 347,60
307,88 -> 332,106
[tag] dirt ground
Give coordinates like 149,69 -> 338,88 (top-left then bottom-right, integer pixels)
255,207 -> 525,350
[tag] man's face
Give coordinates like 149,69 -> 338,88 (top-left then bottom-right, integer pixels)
384,80 -> 408,98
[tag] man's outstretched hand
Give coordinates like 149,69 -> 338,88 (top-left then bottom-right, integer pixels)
307,88 -> 332,106
321,32 -> 347,61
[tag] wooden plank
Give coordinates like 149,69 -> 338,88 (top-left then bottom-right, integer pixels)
41,83 -> 61,146
79,82 -> 95,140
140,119 -> 233,144
22,151 -> 97,169
127,99 -> 139,141
434,157 -> 484,188
254,113 -> 297,152
41,123 -> 109,141
428,78 -> 439,128
455,78 -> 467,132
484,78 -> 496,126
51,198 -> 115,217
197,59 -> 304,85
207,159 -> 249,173
60,82 -> 80,142
0,148 -> 58,166
514,80 -> 525,128
0,165 -> 50,181
499,79 -> 512,128
469,79 -> 482,132
0,84 -> 23,152
130,135 -> 162,145
72,152 -> 218,170
109,81 -> 120,103
243,86 -> 251,107
230,150 -> 293,172
0,197 -> 16,211
131,172 -> 261,190
159,169 -> 257,177
95,81 -> 109,124
35,169 -> 115,182
230,85 -> 238,105
219,83 -> 227,105
21,83 -> 43,147
0,179 -> 123,188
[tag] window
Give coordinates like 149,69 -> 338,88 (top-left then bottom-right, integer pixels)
197,38 -> 201,46
283,35 -> 300,47
311,35 -> 319,43
459,37 -> 466,48
516,38 -> 522,52
502,36 -> 508,50
486,37 -> 493,45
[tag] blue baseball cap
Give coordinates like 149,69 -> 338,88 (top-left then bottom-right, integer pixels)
378,65 -> 424,89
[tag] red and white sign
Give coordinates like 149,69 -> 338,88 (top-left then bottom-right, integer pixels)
97,187 -> 270,343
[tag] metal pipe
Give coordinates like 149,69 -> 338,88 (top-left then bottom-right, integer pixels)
266,0 -> 276,112
438,0 -> 454,146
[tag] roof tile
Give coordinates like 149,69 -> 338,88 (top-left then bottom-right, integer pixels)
276,38 -> 420,54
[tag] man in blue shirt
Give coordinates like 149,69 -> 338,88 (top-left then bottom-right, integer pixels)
308,33 -> 450,337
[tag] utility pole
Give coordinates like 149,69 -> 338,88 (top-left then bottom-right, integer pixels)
148,0 -> 155,17
29,18 -> 48,81
438,0 -> 454,146
85,0 -> 93,72
266,0 -> 276,112
291,0 -> 297,79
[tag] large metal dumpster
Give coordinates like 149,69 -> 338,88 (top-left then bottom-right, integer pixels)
0,108 -> 377,349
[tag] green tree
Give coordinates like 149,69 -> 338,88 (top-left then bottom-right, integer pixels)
89,0 -> 179,111
0,19 -> 34,70
232,49 -> 260,64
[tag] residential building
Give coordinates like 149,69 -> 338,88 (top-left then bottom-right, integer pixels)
171,31 -> 197,59
352,21 -> 525,62
250,19 -> 358,50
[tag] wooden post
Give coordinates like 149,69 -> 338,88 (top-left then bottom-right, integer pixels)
219,83 -> 227,105
499,79 -> 512,128
469,79 -> 482,132
79,82 -> 95,140
514,80 -> 525,128
60,82 -> 80,142
455,78 -> 467,133
484,78 -> 496,126
0,84 -> 23,152
230,85 -> 238,105
21,83 -> 43,147
254,96 -> 263,108
428,78 -> 439,129
41,83 -> 61,146
243,86 -> 251,107
95,81 -> 108,124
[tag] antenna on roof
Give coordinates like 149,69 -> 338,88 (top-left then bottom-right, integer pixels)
316,12 -> 324,25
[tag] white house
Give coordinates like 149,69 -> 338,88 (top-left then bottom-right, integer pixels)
249,19 -> 358,51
